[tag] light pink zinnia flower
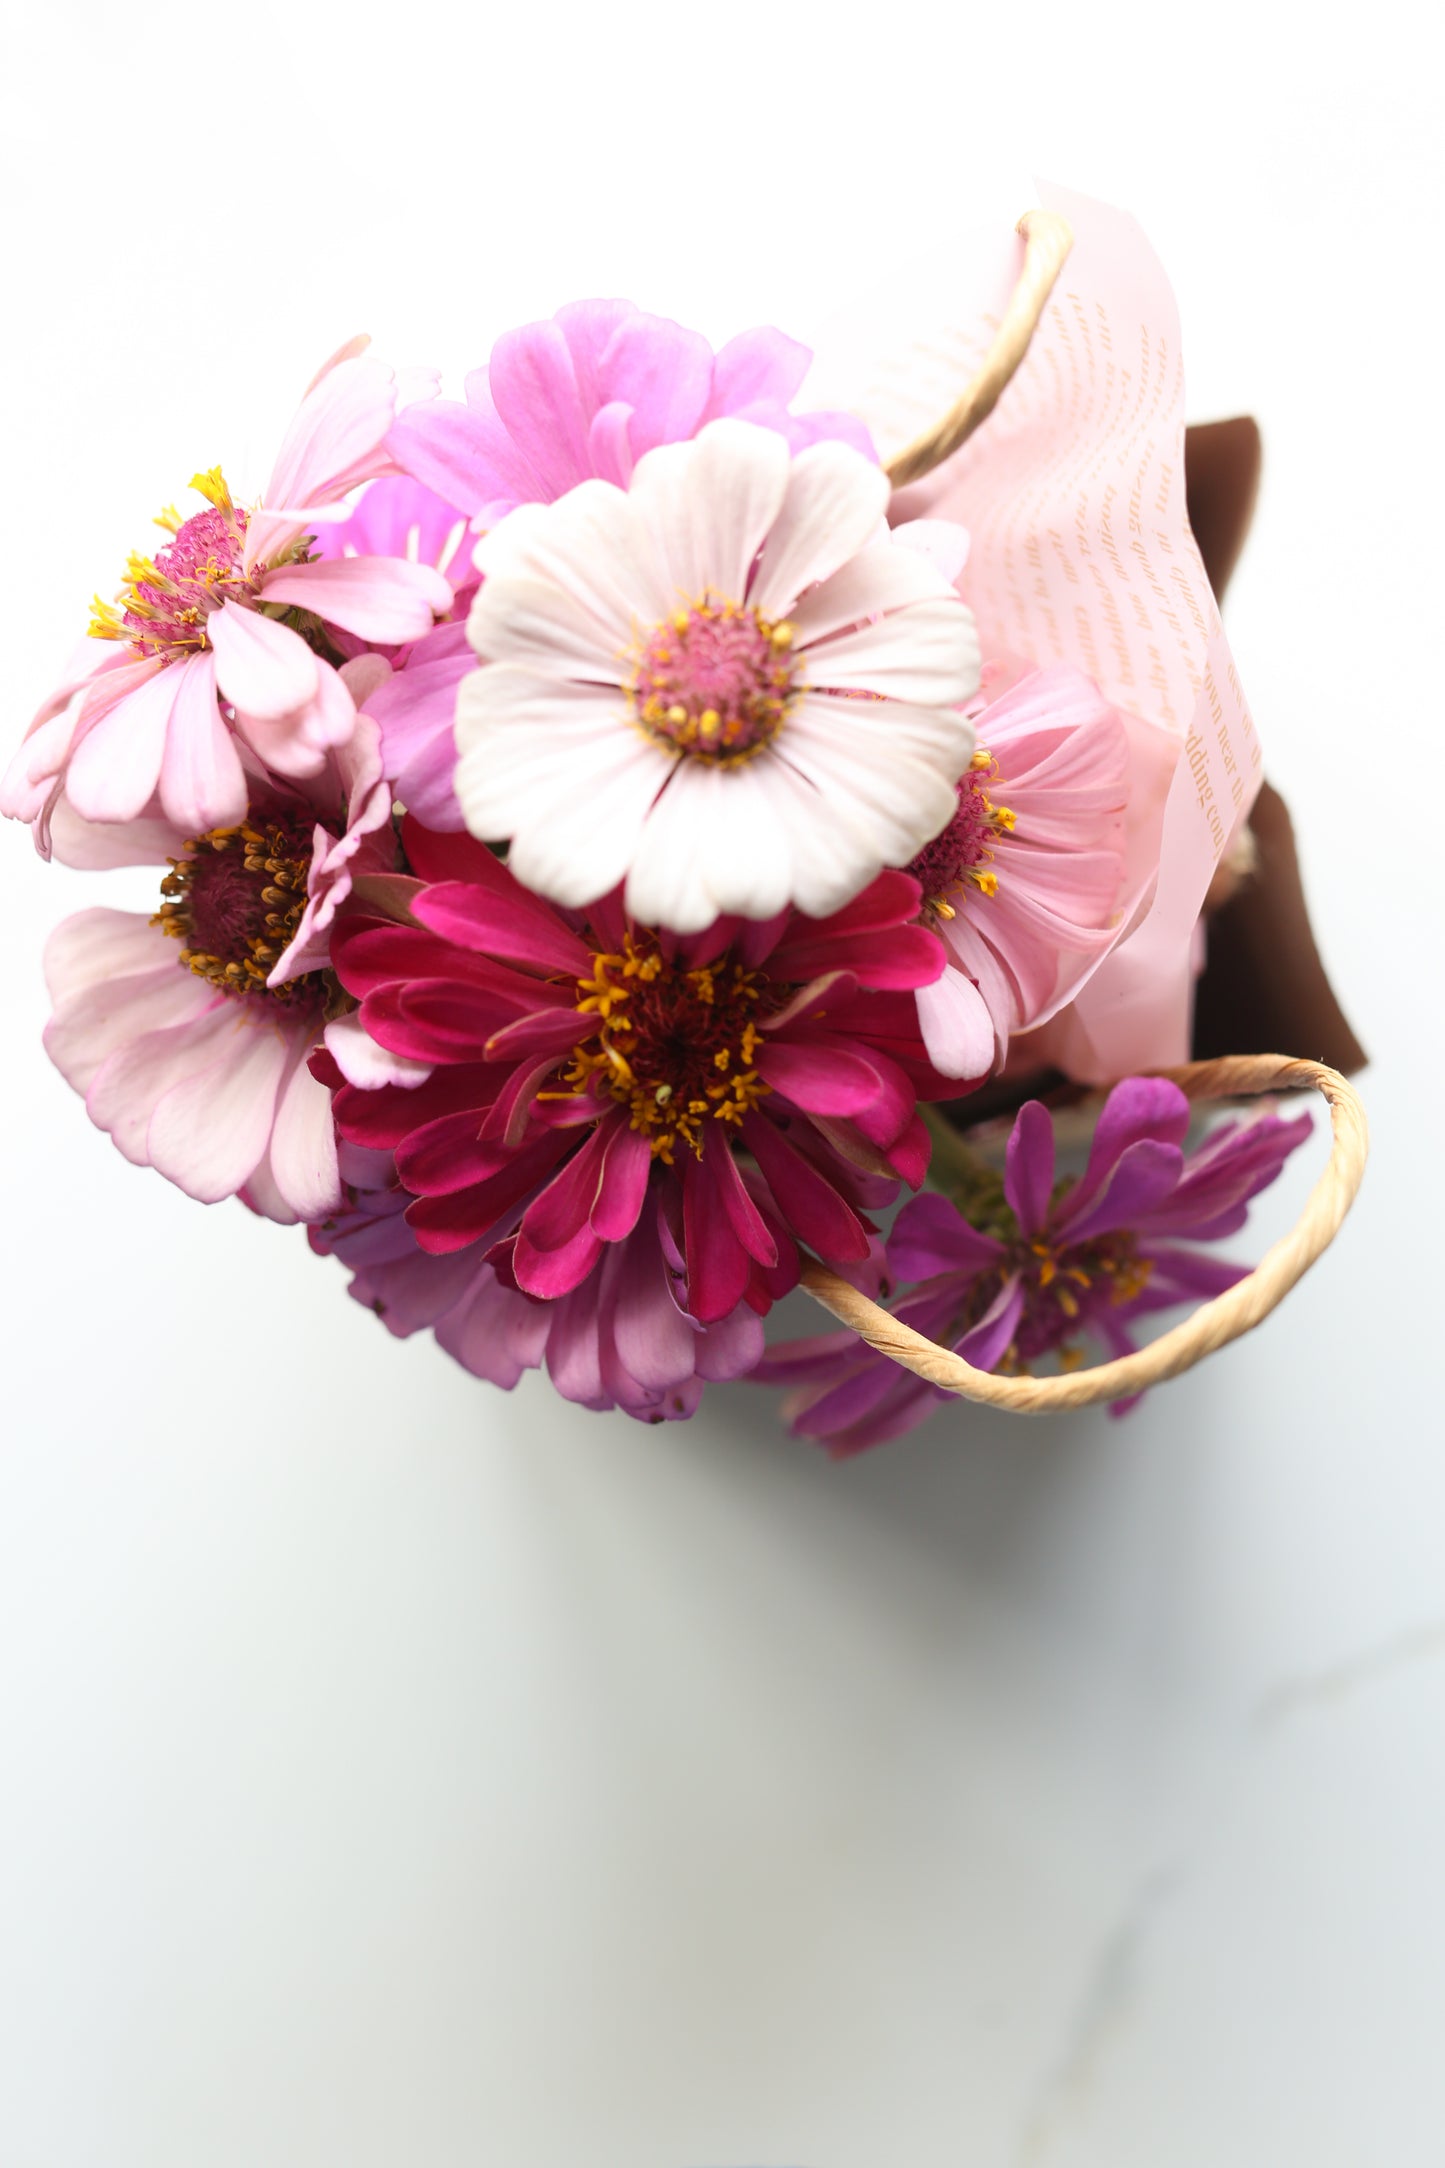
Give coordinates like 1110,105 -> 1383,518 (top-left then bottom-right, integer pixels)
3,341 -> 451,848
456,418 -> 981,933
41,696 -> 401,1222
386,299 -> 877,525
904,664 -> 1130,1079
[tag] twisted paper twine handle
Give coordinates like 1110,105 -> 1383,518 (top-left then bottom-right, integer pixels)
885,207 -> 1075,489
799,1057 -> 1368,1414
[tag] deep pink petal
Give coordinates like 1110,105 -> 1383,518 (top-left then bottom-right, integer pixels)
755,1036 -> 886,1119
742,1113 -> 870,1265
483,1004 -> 586,1065
591,1122 -> 652,1242
680,1151 -> 754,1323
514,1219 -> 604,1299
522,1124 -> 613,1252
413,878 -> 591,977
394,1110 -> 502,1196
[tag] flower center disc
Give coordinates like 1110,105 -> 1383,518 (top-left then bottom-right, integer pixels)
91,470 -> 255,661
908,749 -> 1016,911
154,818 -> 321,1008
630,594 -> 799,764
554,936 -> 774,1161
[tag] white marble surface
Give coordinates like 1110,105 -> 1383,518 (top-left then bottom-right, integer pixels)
0,5 -> 1439,2162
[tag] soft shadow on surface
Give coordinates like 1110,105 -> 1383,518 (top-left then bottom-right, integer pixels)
492,1339 -> 1237,1755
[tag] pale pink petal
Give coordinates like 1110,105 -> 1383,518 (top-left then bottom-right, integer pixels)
778,695 -> 971,865
301,333 -> 373,398
500,736 -> 671,909
628,419 -> 789,604
254,351 -> 398,563
622,762 -> 727,932
157,650 -> 248,834
454,668 -> 669,866
465,576 -> 624,682
238,1141 -> 300,1226
324,1011 -> 434,1090
801,594 -> 980,705
44,907 -> 180,1005
239,659 -> 355,778
145,1014 -> 295,1203
786,538 -> 952,648
890,518 -> 971,582
47,952 -> 217,1094
65,658 -> 189,824
266,1052 -> 342,1219
48,799 -> 185,869
27,639 -> 140,737
339,654 -> 393,708
736,753 -> 879,923
85,1005 -> 240,1166
474,480 -> 671,636
916,965 -> 998,1080
258,556 -> 451,643
1,707 -> 85,824
624,759 -> 794,930
3,647 -> 156,823
749,441 -> 890,619
209,600 -> 319,723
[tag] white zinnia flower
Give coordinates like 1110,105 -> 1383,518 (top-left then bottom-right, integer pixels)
456,419 -> 980,934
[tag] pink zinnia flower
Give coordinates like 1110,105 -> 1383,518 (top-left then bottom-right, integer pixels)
4,342 -> 451,848
387,299 -> 877,525
321,821 -> 957,1326
904,664 -> 1129,1079
312,472 -> 478,830
757,1079 -> 1313,1449
309,1142 -> 770,1422
41,696 -> 401,1221
456,418 -> 980,933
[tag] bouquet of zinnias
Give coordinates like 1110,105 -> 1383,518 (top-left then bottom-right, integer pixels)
5,193 -> 1366,1440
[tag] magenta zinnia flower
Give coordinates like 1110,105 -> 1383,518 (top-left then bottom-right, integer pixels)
387,299 -> 877,525
309,1142 -> 771,1423
905,664 -> 1129,1078
757,1078 -> 1313,1450
4,343 -> 451,848
321,820 -> 958,1328
41,703 -> 400,1221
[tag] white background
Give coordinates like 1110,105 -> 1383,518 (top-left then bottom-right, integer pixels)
0,4 -> 1440,2163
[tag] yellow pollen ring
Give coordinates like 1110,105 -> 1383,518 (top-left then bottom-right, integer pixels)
551,934 -> 774,1162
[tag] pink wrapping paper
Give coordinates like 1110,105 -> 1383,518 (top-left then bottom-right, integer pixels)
859,185 -> 1262,1080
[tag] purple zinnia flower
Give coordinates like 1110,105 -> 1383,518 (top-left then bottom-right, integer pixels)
756,1077 -> 1313,1451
